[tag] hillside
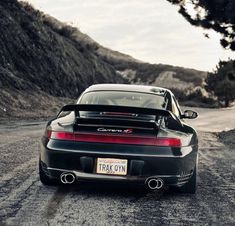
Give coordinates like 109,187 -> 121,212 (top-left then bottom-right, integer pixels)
42,12 -> 207,91
0,0 -> 208,119
0,0 -> 125,118
48,14 -> 208,102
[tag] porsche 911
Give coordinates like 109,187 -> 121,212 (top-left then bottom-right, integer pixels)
39,84 -> 198,193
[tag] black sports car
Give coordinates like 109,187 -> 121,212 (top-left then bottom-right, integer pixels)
40,84 -> 198,193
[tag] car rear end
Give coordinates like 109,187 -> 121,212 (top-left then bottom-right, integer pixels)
40,104 -> 198,191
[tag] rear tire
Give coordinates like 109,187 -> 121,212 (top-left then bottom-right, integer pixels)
39,160 -> 57,186
179,165 -> 197,194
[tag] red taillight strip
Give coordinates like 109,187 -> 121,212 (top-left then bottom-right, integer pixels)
74,133 -> 157,145
53,131 -> 74,140
155,137 -> 181,147
50,131 -> 181,147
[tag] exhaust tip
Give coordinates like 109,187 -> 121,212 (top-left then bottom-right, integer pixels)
146,178 -> 164,190
60,172 -> 76,184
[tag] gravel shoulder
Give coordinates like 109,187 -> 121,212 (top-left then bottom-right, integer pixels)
0,108 -> 234,226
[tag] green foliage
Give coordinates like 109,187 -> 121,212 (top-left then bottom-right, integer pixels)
205,60 -> 235,107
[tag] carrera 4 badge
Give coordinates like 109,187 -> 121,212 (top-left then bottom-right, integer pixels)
97,128 -> 133,134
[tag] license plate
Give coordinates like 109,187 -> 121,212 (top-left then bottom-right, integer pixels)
96,158 -> 128,175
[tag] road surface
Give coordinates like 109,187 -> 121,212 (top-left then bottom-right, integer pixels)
0,107 -> 234,225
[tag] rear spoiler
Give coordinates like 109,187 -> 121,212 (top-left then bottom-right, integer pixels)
57,104 -> 182,125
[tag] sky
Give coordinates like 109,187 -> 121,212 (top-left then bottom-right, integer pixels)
25,0 -> 235,72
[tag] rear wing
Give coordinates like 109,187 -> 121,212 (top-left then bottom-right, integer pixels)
56,104 -> 182,127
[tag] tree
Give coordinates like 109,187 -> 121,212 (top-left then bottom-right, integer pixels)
205,60 -> 235,107
166,0 -> 235,50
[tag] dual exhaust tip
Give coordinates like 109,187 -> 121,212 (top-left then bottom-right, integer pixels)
60,172 -> 164,190
146,177 -> 164,190
60,172 -> 76,184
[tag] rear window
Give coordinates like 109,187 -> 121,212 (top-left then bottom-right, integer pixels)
79,91 -> 168,109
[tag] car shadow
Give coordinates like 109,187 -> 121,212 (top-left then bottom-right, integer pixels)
44,182 -> 193,220
53,181 -> 186,199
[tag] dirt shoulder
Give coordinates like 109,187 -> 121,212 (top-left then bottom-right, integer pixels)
218,129 -> 235,149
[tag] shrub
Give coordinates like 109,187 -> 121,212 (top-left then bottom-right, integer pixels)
205,60 -> 235,107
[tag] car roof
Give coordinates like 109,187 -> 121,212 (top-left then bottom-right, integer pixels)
84,84 -> 172,96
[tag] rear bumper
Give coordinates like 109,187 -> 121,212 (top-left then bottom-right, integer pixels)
40,139 -> 198,186
43,166 -> 194,186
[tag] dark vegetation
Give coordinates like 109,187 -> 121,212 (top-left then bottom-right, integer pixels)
167,0 -> 235,106
0,0 -> 124,118
218,129 -> 235,149
166,0 -> 235,50
206,60 -> 235,107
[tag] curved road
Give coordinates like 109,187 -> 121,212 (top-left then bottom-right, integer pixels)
0,107 -> 234,225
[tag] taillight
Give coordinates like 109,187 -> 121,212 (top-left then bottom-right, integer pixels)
155,138 -> 181,147
74,133 -> 156,145
49,131 -> 181,147
46,130 -> 52,139
51,131 -> 74,140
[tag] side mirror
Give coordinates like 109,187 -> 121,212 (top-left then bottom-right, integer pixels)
182,110 -> 198,119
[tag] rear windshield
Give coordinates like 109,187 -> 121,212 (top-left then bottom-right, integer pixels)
79,91 -> 168,109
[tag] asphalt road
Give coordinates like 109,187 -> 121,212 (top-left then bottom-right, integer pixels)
0,108 -> 235,226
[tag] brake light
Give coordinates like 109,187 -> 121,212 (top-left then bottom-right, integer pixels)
51,131 -> 74,140
102,112 -> 137,117
49,131 -> 181,147
155,138 -> 181,147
